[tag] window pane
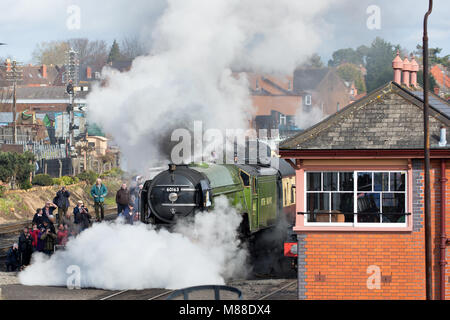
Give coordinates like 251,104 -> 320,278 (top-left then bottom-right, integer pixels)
307,173 -> 321,191
382,193 -> 406,223
357,193 -> 380,222
307,193 -> 330,222
331,193 -> 354,222
339,172 -> 354,191
357,172 -> 372,191
390,172 -> 405,191
240,171 -> 250,187
374,172 -> 389,191
323,172 -> 337,191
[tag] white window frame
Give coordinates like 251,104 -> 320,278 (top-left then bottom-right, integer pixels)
304,170 -> 408,228
305,95 -> 312,106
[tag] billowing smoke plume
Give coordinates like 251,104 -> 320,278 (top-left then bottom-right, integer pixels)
19,196 -> 248,290
87,0 -> 338,170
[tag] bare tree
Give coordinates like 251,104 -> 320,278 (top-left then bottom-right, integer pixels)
68,38 -> 108,69
121,36 -> 147,60
32,41 -> 70,65
32,39 -> 108,69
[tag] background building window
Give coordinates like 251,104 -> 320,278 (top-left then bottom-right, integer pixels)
305,95 -> 312,106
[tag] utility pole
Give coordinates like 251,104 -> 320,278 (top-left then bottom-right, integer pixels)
64,49 -> 79,156
5,59 -> 23,144
423,0 -> 433,300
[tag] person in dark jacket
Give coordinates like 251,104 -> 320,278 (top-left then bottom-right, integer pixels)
116,183 -> 130,215
32,208 -> 50,229
121,203 -> 137,225
6,243 -> 20,272
42,201 -> 57,225
18,227 -> 33,268
73,201 -> 91,232
40,223 -> 57,255
54,186 -> 70,224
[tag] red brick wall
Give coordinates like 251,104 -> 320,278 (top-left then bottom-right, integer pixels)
299,159 -> 450,300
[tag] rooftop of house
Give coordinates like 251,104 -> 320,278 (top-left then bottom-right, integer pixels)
293,67 -> 331,92
0,86 -> 89,100
280,81 -> 450,151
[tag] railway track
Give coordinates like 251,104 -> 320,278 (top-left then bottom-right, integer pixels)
99,289 -> 174,300
97,279 -> 297,300
256,280 -> 297,300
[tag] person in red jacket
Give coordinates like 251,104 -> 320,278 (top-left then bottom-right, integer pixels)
56,224 -> 69,246
29,223 -> 40,251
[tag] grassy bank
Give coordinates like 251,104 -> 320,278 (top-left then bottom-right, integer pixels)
0,177 -> 123,224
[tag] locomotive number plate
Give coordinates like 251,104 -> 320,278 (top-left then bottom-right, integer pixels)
166,187 -> 180,192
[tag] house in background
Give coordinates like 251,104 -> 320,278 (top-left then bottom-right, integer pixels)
431,64 -> 450,96
293,67 -> 351,116
243,72 -> 303,138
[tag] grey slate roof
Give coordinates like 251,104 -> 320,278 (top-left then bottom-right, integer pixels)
280,82 -> 450,150
293,68 -> 329,92
0,86 -> 88,100
411,90 -> 450,119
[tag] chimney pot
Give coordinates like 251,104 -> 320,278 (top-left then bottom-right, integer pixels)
41,65 -> 47,79
410,56 -> 419,88
402,56 -> 411,87
392,50 -> 403,84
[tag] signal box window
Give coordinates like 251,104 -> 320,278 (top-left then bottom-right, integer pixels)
305,171 -> 407,226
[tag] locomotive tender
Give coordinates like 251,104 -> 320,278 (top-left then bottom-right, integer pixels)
140,159 -> 296,236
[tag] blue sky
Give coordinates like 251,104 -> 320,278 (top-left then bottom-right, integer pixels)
1,0 -> 448,65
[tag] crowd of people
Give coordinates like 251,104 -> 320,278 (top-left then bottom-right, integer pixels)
4,176 -> 144,272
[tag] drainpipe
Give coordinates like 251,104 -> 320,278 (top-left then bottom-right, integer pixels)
440,159 -> 448,300
423,0 -> 433,300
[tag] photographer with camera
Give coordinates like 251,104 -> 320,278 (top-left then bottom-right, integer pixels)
74,200 -> 92,232
54,186 -> 71,224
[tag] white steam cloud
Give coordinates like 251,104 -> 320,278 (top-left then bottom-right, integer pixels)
87,0 -> 338,170
19,197 -> 248,290
295,106 -> 325,130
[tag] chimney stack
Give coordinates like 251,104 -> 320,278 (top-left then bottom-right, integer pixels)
41,64 -> 47,79
392,50 -> 403,84
5,58 -> 11,72
402,56 -> 411,87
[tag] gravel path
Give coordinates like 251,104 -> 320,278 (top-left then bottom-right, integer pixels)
0,272 -> 20,286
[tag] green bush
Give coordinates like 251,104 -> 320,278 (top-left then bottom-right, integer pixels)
52,178 -> 63,186
100,167 -> 124,178
77,171 -> 98,185
0,185 -> 6,197
61,176 -> 77,185
20,180 -> 32,190
32,174 -> 53,186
